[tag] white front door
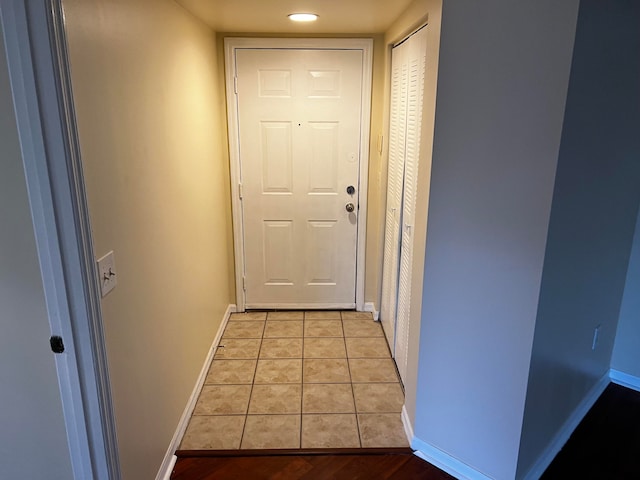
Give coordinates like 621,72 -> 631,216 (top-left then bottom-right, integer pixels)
235,47 -> 365,309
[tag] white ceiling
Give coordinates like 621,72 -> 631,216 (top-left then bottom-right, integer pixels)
175,0 -> 414,33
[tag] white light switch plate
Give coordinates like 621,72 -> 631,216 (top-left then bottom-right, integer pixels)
97,251 -> 117,297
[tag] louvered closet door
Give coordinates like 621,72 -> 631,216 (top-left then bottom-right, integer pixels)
380,27 -> 428,385
395,28 -> 428,384
380,40 -> 409,351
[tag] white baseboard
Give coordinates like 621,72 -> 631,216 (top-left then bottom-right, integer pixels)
411,437 -> 493,480
401,404 -> 414,445
411,373 -> 610,480
405,404 -> 490,480
159,456 -> 177,480
609,369 -> 640,392
521,372 -> 610,480
155,304 -> 236,480
364,302 -> 379,320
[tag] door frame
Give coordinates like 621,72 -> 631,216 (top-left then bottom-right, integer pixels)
224,37 -> 373,312
0,0 -> 119,478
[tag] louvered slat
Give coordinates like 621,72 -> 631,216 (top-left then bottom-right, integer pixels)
394,28 -> 428,384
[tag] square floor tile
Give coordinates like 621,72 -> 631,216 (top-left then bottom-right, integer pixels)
248,384 -> 302,414
180,415 -> 245,450
341,311 -> 373,320
241,415 -> 301,449
230,312 -> 267,321
193,385 -> 251,415
353,383 -> 404,413
222,321 -> 265,339
303,338 -> 346,358
349,358 -> 399,383
302,414 -> 360,448
342,320 -> 385,338
303,384 -> 355,413
303,358 -> 351,383
259,338 -> 303,358
304,320 -> 343,337
267,311 -> 304,320
264,320 -> 303,338
254,359 -> 302,384
214,339 -> 261,359
205,359 -> 256,385
358,413 -> 409,448
345,337 -> 391,358
305,311 -> 341,320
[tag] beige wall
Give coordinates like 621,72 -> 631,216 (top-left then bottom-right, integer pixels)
377,0 -> 442,423
62,0 -> 234,478
364,35 -> 388,307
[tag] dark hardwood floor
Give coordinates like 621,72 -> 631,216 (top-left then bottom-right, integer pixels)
542,382 -> 640,479
171,383 -> 640,479
171,450 -> 454,480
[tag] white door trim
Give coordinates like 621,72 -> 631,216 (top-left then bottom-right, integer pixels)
1,1 -> 119,478
224,37 -> 373,312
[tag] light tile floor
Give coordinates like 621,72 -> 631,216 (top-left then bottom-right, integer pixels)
179,311 -> 409,450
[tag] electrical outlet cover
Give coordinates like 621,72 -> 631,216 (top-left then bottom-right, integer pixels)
97,251 -> 117,297
592,325 -> 601,351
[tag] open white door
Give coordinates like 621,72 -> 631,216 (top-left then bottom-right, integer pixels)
1,2 -> 119,477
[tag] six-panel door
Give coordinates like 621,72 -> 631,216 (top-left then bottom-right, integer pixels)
236,48 -> 363,308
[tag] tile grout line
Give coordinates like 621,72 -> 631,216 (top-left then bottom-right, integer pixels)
342,311 -> 363,448
252,312 -> 305,449
299,311 -> 306,449
236,313 -> 267,449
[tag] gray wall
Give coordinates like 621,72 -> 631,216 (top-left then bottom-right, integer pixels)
613,207 -> 640,377
0,28 -> 74,480
612,4 -> 640,374
412,1 -> 579,478
517,1 -> 640,476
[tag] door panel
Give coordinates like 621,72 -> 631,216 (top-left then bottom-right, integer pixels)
381,28 -> 428,384
236,49 -> 363,308
260,121 -> 293,192
306,220 -> 338,285
395,28 -> 428,384
263,220 -> 294,284
380,39 -> 409,353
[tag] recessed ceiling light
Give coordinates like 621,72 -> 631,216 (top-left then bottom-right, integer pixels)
288,13 -> 318,22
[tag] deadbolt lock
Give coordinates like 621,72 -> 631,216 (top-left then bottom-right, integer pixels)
346,185 -> 356,195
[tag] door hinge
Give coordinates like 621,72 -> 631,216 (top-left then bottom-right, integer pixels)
234,76 -> 238,94
238,182 -> 243,199
242,276 -> 246,291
